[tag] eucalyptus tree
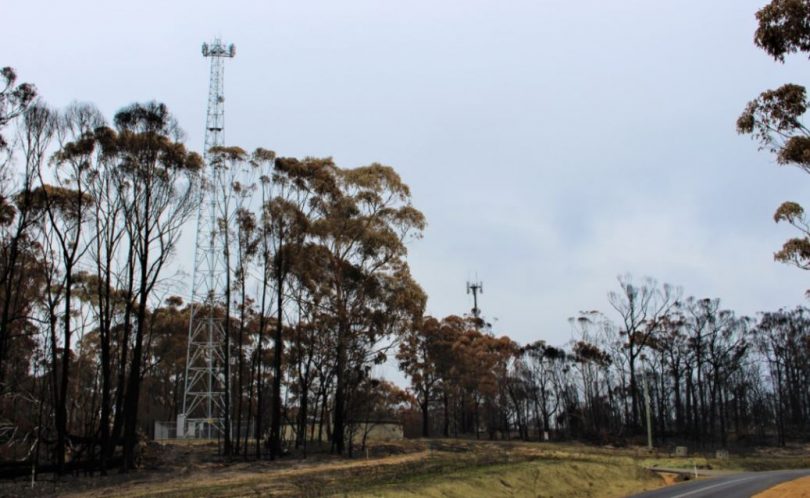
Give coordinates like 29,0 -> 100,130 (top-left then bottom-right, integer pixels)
25,103 -> 101,472
53,103 -> 124,471
102,102 -> 202,470
82,119 -> 126,473
232,205 -> 258,457
704,310 -> 748,447
657,308 -> 689,435
0,67 -> 36,154
0,103 -> 53,389
756,307 -> 810,446
252,148 -> 276,459
522,341 -> 563,439
208,145 -> 251,456
738,0 -> 810,281
263,156 -> 316,459
304,162 -> 425,454
397,316 -> 444,437
607,275 -> 678,429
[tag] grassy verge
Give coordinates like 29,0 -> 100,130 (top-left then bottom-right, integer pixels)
347,457 -> 662,498
59,440 -> 810,498
642,455 -> 810,472
145,444 -> 666,497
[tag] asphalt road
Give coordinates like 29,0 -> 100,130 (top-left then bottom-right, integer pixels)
630,469 -> 810,498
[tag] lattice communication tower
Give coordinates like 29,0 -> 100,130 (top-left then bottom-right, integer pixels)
178,39 -> 236,438
467,280 -> 483,319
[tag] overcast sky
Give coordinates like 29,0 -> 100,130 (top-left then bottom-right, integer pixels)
4,0 -> 809,355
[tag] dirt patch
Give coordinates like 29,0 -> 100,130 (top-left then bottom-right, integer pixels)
754,475 -> 810,497
71,450 -> 433,498
657,472 -> 684,486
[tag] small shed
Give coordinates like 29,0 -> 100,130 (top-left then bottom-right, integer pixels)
350,420 -> 404,442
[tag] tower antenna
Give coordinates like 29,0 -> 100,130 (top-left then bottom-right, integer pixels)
178,38 -> 236,439
466,279 -> 483,320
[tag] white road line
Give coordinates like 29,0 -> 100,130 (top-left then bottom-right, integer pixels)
669,475 -> 761,498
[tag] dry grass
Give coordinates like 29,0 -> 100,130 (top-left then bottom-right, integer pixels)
641,446 -> 810,473
9,439 -> 810,497
349,457 -> 662,498
57,440 -> 667,498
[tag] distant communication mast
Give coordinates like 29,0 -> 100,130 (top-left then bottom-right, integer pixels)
178,39 -> 236,438
466,280 -> 483,319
